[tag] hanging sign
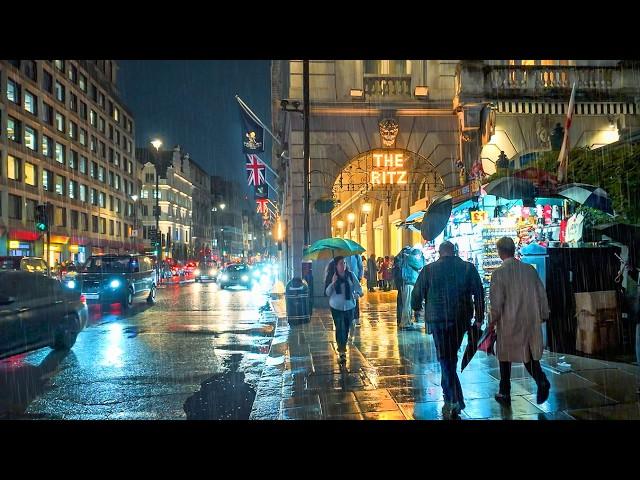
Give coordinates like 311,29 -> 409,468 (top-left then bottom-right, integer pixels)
370,151 -> 408,185
471,210 -> 488,224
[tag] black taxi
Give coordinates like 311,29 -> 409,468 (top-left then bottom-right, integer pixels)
75,254 -> 157,309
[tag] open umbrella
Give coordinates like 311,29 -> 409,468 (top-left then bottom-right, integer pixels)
397,210 -> 427,233
484,176 -> 536,200
303,237 -> 365,260
420,195 -> 453,241
460,324 -> 483,372
557,183 -> 614,215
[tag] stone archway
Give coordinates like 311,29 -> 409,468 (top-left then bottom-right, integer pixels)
330,148 -> 445,257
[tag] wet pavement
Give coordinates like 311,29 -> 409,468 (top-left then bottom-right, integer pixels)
250,291 -> 640,420
0,281 -> 275,420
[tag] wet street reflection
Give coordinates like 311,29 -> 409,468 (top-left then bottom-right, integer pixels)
0,282 -> 275,420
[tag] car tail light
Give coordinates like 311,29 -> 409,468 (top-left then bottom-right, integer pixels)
80,294 -> 87,305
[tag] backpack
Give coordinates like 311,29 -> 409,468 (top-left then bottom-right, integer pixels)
396,248 -> 425,286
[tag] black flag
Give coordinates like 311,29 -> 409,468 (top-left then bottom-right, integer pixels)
240,107 -> 264,154
254,183 -> 268,199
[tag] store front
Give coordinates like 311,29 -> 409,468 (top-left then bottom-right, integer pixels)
7,230 -> 40,257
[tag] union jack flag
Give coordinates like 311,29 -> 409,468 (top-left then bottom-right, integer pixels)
246,154 -> 266,186
256,198 -> 269,214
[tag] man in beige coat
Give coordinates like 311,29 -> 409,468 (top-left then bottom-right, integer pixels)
489,237 -> 551,406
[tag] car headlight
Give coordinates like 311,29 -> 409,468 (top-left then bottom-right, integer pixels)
66,280 -> 76,289
241,275 -> 249,282
209,269 -> 217,275
110,279 -> 121,289
194,269 -> 201,276
220,274 -> 229,281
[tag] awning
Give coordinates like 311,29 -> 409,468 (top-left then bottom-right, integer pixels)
49,235 -> 70,244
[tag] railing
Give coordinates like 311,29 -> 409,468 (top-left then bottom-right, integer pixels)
363,75 -> 412,98
484,66 -> 618,94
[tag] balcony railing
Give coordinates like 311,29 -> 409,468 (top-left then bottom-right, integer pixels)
363,75 -> 412,99
484,66 -> 620,96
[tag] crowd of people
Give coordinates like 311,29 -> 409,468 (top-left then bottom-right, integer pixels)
323,237 -> 561,420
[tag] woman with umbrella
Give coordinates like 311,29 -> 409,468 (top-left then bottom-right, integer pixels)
325,256 -> 363,364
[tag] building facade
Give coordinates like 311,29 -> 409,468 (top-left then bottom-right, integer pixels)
0,60 -> 139,265
137,146 -> 193,260
271,60 -> 640,297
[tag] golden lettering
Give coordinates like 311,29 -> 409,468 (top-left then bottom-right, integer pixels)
395,154 -> 404,167
397,171 -> 407,184
373,154 -> 383,168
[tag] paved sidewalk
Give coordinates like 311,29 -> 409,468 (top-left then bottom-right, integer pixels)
250,294 -> 640,420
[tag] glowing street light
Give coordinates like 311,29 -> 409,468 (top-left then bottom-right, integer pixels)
347,212 -> 356,223
336,220 -> 345,229
362,202 -> 372,214
150,139 -> 162,151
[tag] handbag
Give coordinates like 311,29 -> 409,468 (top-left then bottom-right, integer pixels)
477,328 -> 497,355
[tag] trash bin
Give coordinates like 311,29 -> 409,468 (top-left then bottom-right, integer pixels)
286,277 -> 310,325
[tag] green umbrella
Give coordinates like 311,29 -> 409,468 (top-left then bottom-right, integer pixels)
303,237 -> 365,260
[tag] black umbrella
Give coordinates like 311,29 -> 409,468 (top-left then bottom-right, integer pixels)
484,176 -> 536,200
557,183 -> 614,215
593,222 -> 640,266
420,194 -> 452,241
460,324 -> 483,372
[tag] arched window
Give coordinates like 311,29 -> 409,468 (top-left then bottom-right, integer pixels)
394,193 -> 402,211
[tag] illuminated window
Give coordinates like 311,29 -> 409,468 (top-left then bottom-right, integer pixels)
55,143 -> 65,164
25,162 -> 36,186
42,135 -> 53,157
55,81 -> 65,103
24,91 -> 37,114
24,126 -> 37,151
55,174 -> 65,195
80,184 -> 87,202
69,180 -> 77,199
8,155 -> 21,181
7,79 -> 20,104
7,117 -> 20,142
79,73 -> 87,92
42,170 -> 53,192
56,112 -> 65,132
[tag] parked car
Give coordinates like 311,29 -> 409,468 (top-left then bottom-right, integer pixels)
217,263 -> 251,289
0,256 -> 48,275
194,260 -> 219,282
75,254 -> 157,309
58,262 -> 79,283
0,271 -> 88,359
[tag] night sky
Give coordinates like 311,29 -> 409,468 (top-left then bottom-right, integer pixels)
117,60 -> 272,191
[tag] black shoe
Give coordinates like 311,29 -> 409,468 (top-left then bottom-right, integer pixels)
494,393 -> 511,406
536,381 -> 551,404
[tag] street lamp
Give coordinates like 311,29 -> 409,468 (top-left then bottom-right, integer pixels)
219,203 -> 226,210
151,139 -> 162,277
362,202 -> 372,214
336,219 -> 345,238
130,194 -> 139,253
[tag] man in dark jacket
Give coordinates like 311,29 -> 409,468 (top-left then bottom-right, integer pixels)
411,241 -> 484,419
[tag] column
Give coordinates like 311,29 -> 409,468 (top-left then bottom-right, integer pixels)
382,203 -> 390,257
354,207 -> 361,245
401,190 -> 411,246
366,210 -> 374,257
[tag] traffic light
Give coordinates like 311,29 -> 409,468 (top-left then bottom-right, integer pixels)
35,204 -> 49,232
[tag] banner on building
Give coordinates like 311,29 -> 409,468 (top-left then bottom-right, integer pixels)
256,198 -> 269,215
241,107 -> 264,153
246,154 -> 266,186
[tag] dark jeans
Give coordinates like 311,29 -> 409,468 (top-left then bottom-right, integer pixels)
330,307 -> 354,353
432,322 -> 467,408
354,297 -> 360,320
396,287 -> 403,324
499,354 -> 549,396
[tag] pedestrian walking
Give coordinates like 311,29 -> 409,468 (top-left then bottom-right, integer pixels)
489,237 -> 551,407
382,256 -> 392,291
345,254 -> 364,326
366,254 -> 378,292
411,241 -> 484,419
376,257 -> 384,289
394,247 -> 425,329
325,256 -> 363,365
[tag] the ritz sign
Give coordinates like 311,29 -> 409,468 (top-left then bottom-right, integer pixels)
370,152 -> 408,185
